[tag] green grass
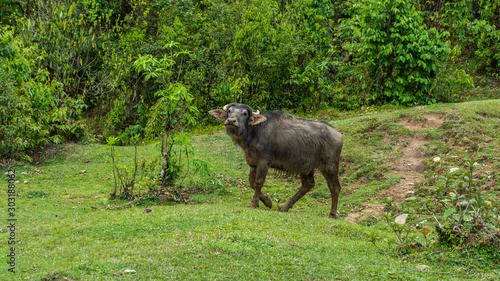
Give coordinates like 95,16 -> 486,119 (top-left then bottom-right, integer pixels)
1,100 -> 499,280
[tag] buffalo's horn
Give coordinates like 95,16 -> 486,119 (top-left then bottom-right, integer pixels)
252,110 -> 260,115
223,104 -> 230,111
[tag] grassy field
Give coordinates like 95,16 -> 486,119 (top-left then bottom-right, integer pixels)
1,100 -> 499,280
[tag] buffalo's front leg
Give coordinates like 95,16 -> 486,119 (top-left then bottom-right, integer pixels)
279,172 -> 315,212
248,164 -> 270,208
249,166 -> 273,208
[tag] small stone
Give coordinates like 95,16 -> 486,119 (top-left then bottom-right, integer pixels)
394,214 -> 408,225
416,265 -> 430,270
449,167 -> 459,173
433,157 -> 441,162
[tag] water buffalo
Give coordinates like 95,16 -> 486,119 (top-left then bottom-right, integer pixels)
209,103 -> 343,218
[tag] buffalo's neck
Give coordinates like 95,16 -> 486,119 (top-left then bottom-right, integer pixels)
229,129 -> 253,153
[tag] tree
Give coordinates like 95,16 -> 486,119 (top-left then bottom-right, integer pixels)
134,43 -> 198,186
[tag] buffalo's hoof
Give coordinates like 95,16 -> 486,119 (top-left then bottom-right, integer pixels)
260,195 -> 273,209
248,202 -> 259,208
278,205 -> 290,212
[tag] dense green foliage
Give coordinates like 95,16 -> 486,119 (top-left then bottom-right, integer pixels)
341,0 -> 451,105
426,0 -> 500,75
1,0 -> 500,160
0,28 -> 86,161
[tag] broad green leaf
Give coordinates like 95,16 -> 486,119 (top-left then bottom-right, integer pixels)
444,208 -> 456,218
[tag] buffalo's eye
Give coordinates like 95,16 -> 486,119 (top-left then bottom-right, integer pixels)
243,111 -> 248,116
228,108 -> 232,113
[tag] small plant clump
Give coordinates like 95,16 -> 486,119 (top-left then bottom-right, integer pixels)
428,157 -> 500,248
372,155 -> 499,263
106,134 -> 221,206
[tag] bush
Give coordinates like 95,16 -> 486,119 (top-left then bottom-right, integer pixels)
0,28 -> 86,161
340,0 -> 451,106
374,155 -> 500,256
440,0 -> 500,75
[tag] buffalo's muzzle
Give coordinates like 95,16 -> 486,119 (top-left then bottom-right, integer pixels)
225,118 -> 237,127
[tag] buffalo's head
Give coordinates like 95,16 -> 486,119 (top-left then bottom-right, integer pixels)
209,103 -> 267,135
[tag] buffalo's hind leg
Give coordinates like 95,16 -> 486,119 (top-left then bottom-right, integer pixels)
321,167 -> 342,219
279,172 -> 315,212
249,166 -> 272,208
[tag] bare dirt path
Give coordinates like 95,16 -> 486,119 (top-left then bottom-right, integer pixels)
345,112 -> 444,223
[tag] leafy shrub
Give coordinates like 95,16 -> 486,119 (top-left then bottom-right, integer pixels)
340,0 -> 451,106
434,66 -> 475,103
374,155 -> 499,256
430,157 -> 499,247
0,28 -> 86,161
14,0 -> 118,97
106,135 -> 161,199
106,134 -> 216,202
464,20 -> 500,75
441,0 -> 500,75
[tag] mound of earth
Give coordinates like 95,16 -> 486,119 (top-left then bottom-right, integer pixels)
345,112 -> 444,223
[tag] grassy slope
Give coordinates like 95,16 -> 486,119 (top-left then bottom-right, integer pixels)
1,100 -> 499,280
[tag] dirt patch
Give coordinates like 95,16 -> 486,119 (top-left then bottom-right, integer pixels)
423,113 -> 445,128
346,136 -> 426,222
398,112 -> 444,129
384,136 -> 426,203
346,112 -> 443,223
345,203 -> 384,224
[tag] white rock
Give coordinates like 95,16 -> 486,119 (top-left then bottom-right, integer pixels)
449,168 -> 459,173
394,214 -> 408,225
433,157 -> 441,162
416,265 -> 431,270
124,269 -> 136,274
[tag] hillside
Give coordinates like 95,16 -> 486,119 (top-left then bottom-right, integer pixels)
1,100 -> 499,280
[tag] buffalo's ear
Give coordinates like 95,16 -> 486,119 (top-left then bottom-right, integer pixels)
209,109 -> 228,121
248,114 -> 267,125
